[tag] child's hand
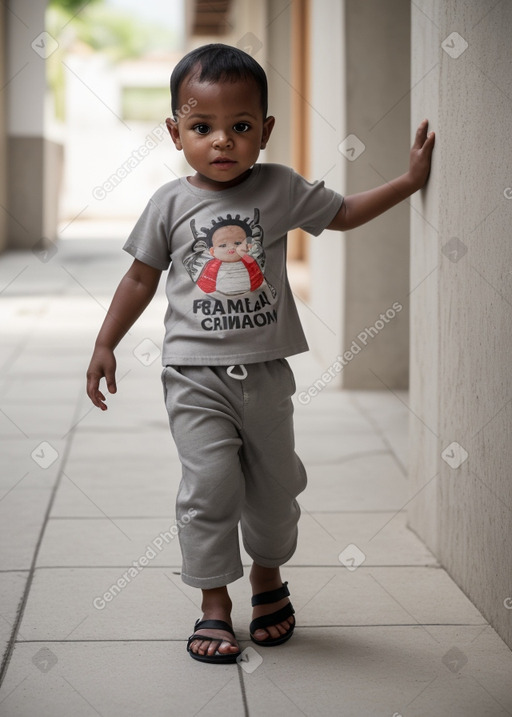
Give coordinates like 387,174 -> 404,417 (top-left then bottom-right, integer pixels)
409,119 -> 435,191
86,346 -> 117,411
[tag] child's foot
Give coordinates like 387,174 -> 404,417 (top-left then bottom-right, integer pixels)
188,617 -> 240,659
188,588 -> 240,659
249,564 -> 295,643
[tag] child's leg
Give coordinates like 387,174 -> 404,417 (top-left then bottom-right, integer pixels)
238,359 -> 307,640
239,358 -> 306,566
161,365 -> 248,657
162,364 -> 246,588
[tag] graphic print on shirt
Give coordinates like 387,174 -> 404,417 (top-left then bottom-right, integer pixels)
183,209 -> 279,332
183,209 -> 276,298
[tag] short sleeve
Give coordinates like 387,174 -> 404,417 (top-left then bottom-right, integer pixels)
287,169 -> 344,236
123,198 -> 171,271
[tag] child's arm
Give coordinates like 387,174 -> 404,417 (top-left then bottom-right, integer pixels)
327,119 -> 435,232
86,258 -> 162,411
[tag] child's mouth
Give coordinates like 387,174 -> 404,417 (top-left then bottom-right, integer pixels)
212,158 -> 236,168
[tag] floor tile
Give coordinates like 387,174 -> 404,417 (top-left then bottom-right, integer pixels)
288,510 -> 438,567
240,625 -> 512,717
0,641 -> 244,717
300,453 -> 408,511
36,517 -> 184,567
0,572 -> 28,654
49,481 -> 178,518
286,566 -> 486,627
0,489 -> 53,570
0,439 -> 64,492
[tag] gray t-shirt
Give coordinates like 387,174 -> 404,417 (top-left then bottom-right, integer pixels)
123,163 -> 344,366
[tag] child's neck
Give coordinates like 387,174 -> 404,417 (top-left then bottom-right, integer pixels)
187,167 -> 254,192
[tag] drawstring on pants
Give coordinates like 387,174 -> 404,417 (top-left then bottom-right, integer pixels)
227,364 -> 247,380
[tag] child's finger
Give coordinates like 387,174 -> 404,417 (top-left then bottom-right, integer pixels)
413,119 -> 429,147
89,388 -> 108,410
87,373 -> 107,409
105,374 -> 117,394
422,130 -> 436,153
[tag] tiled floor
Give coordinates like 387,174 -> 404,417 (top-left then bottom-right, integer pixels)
1,239 -> 511,716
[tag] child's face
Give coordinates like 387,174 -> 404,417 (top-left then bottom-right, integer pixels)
209,226 -> 248,262
166,73 -> 274,191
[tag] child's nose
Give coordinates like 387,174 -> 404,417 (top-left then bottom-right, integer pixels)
212,131 -> 233,149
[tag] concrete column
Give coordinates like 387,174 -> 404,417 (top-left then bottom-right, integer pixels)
309,0 -> 411,388
265,0 -> 292,168
6,0 -> 63,250
0,3 -> 7,253
409,0 -> 512,649
308,0 -> 345,373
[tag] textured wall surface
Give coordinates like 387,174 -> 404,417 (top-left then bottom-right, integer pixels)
409,0 -> 512,649
342,0 -> 411,389
6,0 -> 62,249
309,0 -> 411,389
308,0 -> 345,374
0,4 -> 7,253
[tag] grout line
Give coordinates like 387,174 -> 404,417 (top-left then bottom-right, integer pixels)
295,623 -> 489,629
18,563 -> 442,571
11,622 -> 490,644
236,662 -> 250,717
44,509 -> 415,519
47,515 -> 181,520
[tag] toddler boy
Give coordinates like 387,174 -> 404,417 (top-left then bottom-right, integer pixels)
87,43 -> 435,664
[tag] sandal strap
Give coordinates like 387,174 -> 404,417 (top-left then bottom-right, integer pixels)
251,581 -> 290,607
191,618 -> 235,637
249,601 -> 295,633
187,619 -> 238,652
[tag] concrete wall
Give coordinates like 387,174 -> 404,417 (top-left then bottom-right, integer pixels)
409,0 -> 512,649
342,0 -> 410,388
6,0 -> 62,250
308,0 -> 345,372
309,0 -> 411,388
0,3 -> 7,253
264,0 -> 292,168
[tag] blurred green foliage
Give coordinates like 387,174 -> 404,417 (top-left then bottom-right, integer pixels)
48,0 -> 101,10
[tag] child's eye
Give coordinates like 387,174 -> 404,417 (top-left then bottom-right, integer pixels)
233,122 -> 251,133
193,124 -> 210,135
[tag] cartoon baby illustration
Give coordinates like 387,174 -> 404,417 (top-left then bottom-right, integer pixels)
183,209 -> 274,297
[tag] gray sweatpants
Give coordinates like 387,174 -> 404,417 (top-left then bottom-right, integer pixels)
161,359 -> 307,589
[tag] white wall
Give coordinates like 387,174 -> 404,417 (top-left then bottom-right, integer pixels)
0,3 -> 7,252
308,0 -> 345,377
409,0 -> 512,649
6,0 -> 63,248
308,0 -> 411,389
6,0 -> 46,136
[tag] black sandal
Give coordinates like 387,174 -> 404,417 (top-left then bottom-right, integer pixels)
187,618 -> 241,664
249,581 -> 295,647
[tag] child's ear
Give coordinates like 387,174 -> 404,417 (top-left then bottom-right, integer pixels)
166,117 -> 183,151
260,116 -> 275,149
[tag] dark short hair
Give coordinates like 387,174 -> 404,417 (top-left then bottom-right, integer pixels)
170,43 -> 268,119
